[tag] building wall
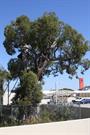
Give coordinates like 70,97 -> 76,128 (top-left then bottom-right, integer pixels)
3,92 -> 15,105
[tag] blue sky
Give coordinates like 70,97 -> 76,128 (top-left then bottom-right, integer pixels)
0,0 -> 90,90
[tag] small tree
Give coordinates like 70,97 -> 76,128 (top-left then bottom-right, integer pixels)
12,71 -> 42,106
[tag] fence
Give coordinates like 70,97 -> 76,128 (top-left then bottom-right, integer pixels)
0,104 -> 90,127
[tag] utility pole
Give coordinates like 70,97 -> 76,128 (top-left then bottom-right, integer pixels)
7,80 -> 10,105
55,80 -> 58,105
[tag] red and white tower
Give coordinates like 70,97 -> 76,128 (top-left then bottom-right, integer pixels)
79,78 -> 84,90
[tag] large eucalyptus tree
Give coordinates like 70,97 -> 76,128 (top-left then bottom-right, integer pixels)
3,12 -> 90,80
3,12 -> 90,105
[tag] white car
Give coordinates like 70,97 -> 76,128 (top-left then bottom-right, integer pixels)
72,98 -> 82,104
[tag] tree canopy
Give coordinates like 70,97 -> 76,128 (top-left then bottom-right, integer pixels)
3,12 -> 90,80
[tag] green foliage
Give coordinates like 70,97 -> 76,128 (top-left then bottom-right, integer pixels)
3,12 -> 90,80
12,71 -> 43,106
0,68 -> 8,81
39,105 -> 76,123
51,106 -> 72,121
4,16 -> 31,55
39,108 -> 51,123
8,58 -> 24,78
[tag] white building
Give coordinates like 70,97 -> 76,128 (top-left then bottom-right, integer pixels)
3,92 -> 15,105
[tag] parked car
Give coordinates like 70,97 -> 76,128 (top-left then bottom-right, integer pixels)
72,98 -> 90,104
72,98 -> 82,104
80,99 -> 90,104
